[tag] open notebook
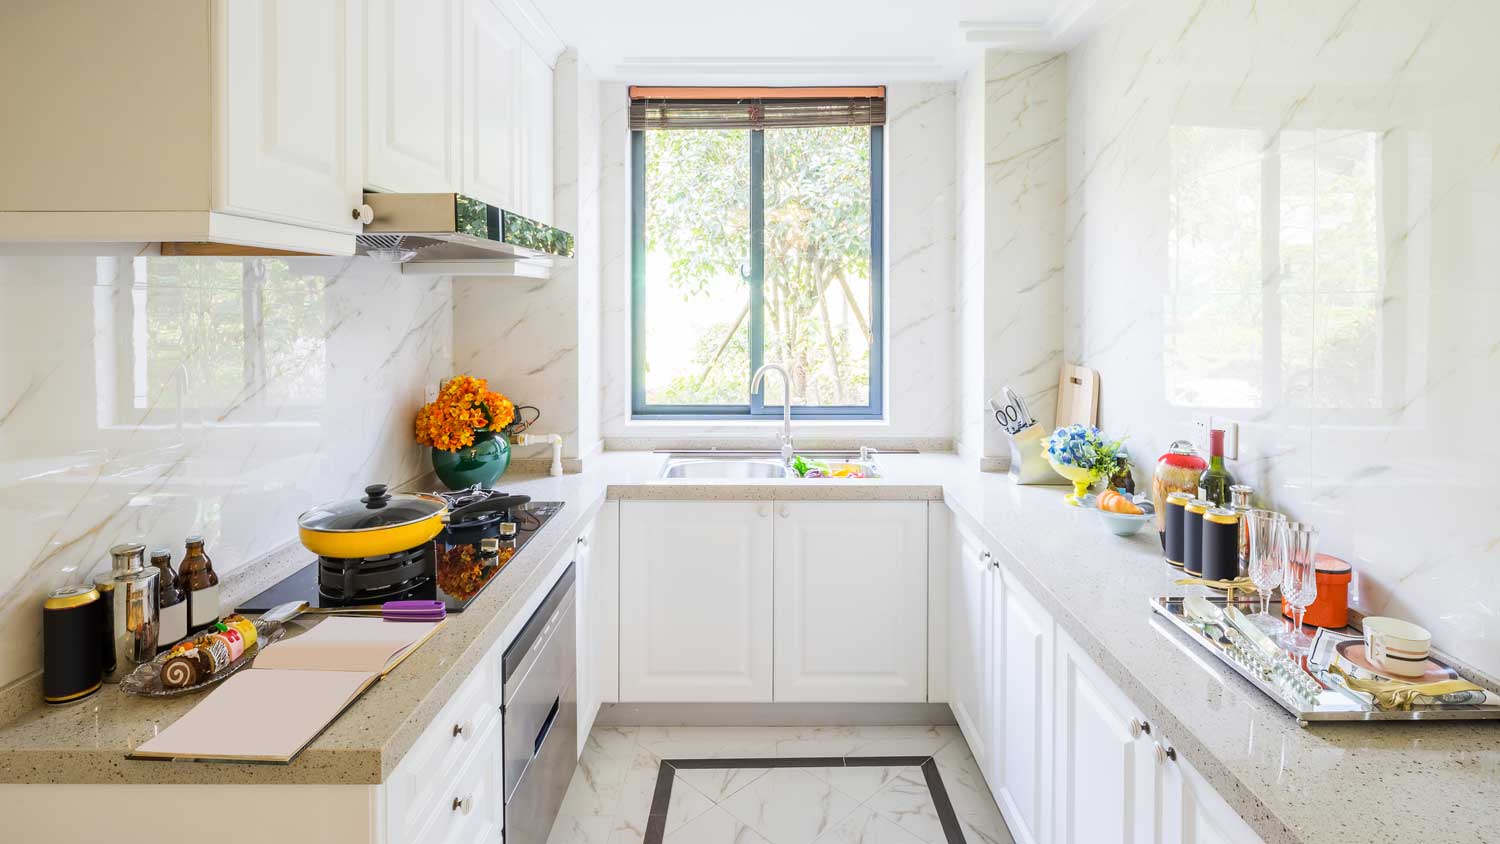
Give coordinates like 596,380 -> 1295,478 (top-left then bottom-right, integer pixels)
129,616 -> 444,764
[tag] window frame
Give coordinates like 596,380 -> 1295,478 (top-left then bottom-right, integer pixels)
629,124 -> 886,420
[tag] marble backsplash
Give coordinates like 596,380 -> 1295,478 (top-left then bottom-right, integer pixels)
1064,0 -> 1500,672
0,254 -> 452,687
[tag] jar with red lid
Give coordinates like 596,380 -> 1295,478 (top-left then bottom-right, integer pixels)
1282,554 -> 1353,628
1152,440 -> 1207,548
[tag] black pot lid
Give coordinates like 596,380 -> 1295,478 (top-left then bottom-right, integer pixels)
298,484 -> 448,533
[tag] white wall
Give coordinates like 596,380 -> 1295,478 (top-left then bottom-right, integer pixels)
1065,0 -> 1500,672
0,255 -> 451,687
598,82 -> 958,449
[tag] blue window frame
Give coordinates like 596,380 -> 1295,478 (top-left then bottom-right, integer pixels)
630,125 -> 885,420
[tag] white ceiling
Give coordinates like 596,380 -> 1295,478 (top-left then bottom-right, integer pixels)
537,0 -> 1117,82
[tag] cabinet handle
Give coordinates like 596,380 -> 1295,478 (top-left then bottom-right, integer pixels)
980,550 -> 991,562
577,536 -> 588,548
1130,719 -> 1151,738
758,505 -> 769,517
779,506 -> 789,518
352,203 -> 375,224
1154,742 -> 1177,765
452,720 -> 472,739
452,795 -> 473,815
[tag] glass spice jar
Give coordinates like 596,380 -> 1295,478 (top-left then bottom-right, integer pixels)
1152,440 -> 1207,548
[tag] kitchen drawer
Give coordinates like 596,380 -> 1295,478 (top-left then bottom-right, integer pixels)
410,717 -> 503,844
387,660 -> 498,843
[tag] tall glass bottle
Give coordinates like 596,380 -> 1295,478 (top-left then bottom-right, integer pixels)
1197,429 -> 1235,506
179,535 -> 220,634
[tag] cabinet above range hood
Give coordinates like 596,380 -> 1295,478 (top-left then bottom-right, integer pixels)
356,192 -> 575,266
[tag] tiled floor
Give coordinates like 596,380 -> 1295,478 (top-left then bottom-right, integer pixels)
544,726 -> 1016,844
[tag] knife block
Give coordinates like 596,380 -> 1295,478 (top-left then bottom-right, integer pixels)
1006,425 -> 1068,485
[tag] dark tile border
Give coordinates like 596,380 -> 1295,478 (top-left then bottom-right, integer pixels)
643,755 -> 966,844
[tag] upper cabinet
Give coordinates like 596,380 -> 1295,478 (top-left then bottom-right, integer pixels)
0,0 -> 562,253
365,0 -> 461,194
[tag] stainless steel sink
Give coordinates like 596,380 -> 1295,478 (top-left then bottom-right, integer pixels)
659,457 -> 795,480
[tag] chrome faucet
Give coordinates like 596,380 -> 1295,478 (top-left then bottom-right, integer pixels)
750,363 -> 795,465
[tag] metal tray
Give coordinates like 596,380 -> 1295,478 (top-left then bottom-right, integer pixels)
1149,595 -> 1500,724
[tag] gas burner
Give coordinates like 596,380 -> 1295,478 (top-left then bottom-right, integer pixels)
317,545 -> 429,604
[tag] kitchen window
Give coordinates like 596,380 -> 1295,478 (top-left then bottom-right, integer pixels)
630,87 -> 885,419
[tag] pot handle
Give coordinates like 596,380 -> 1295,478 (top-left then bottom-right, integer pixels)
446,494 -> 531,522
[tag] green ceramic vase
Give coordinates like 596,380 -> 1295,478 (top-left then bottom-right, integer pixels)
432,429 -> 511,490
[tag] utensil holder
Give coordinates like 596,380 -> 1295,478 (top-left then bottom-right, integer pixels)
1006,425 -> 1068,485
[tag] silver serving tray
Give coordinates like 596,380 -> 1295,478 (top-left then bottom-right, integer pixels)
1149,595 -> 1500,724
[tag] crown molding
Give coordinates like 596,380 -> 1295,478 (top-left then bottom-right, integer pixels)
614,55 -> 948,83
958,0 -> 1126,51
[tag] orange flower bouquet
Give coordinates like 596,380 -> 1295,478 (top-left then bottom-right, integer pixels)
416,375 -> 517,488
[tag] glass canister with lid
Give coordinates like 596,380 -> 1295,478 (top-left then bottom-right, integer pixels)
1152,440 -> 1207,549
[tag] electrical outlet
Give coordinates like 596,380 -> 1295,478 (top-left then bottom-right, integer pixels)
1211,417 -> 1240,461
424,384 -> 439,403
1191,413 -> 1212,453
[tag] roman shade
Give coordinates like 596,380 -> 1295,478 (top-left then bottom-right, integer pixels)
628,86 -> 886,131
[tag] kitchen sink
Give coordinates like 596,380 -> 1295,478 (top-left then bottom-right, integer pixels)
659,457 -> 795,480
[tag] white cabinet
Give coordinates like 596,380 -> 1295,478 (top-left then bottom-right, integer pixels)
0,0 -> 363,252
365,0 -> 460,193
1162,748 -> 1265,844
461,0 -> 523,210
949,525 -> 994,775
620,502 -> 774,702
574,502 -> 619,753
1052,629 -> 1157,844
518,43 -> 554,221
574,517 -> 598,755
993,570 -> 1054,844
772,502 -> 927,702
219,0 -> 364,235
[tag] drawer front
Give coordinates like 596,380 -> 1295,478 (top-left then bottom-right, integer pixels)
388,660 -> 498,843
411,718 -> 503,844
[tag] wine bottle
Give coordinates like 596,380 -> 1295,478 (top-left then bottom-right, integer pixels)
1197,428 -> 1235,506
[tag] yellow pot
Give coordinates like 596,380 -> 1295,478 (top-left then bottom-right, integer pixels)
297,484 -> 449,559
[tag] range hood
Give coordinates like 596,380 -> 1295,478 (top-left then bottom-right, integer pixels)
355,192 -> 575,264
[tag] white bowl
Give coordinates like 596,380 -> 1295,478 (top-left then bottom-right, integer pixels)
1095,509 -> 1153,536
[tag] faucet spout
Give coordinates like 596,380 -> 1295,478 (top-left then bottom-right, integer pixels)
750,363 -> 794,464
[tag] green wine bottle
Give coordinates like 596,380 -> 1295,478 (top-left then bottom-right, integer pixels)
1197,429 -> 1235,506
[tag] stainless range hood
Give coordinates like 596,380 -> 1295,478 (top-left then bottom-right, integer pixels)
356,192 -> 575,264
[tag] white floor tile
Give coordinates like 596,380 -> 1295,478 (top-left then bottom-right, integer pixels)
804,765 -> 912,802
863,770 -> 948,844
720,767 -> 862,844
677,765 -> 772,802
814,806 -> 928,844
664,805 -> 774,844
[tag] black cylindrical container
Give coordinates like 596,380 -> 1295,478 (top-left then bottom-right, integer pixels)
1183,499 -> 1211,576
1164,492 -> 1192,567
42,586 -> 104,704
1202,508 -> 1241,582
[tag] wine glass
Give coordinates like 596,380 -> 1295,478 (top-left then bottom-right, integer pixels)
1279,522 -> 1320,653
1246,510 -> 1287,634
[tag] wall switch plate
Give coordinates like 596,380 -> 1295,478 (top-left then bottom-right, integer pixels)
424,384 -> 439,403
1191,413 -> 1212,453
1211,417 -> 1240,461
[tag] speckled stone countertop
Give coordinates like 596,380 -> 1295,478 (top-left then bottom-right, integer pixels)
2,451 -> 1497,844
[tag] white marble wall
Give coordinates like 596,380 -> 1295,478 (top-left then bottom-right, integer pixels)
955,52 -> 1068,467
456,51 -> 603,466
1065,0 -> 1500,672
0,254 -> 451,686
598,83 -> 958,447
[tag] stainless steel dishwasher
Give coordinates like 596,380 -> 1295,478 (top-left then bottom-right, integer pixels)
502,563 -> 577,844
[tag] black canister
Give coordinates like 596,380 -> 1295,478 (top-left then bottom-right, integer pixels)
1164,492 -> 1192,567
42,586 -> 104,704
1201,508 -> 1241,582
1183,499 -> 1211,576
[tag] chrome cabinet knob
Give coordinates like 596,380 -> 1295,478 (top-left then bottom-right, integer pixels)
779,506 -> 789,518
758,505 -> 769,517
1130,719 -> 1150,738
452,720 -> 472,739
452,795 -> 473,814
1154,742 -> 1177,765
352,203 -> 375,224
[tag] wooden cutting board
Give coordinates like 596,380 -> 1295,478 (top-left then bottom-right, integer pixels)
1055,364 -> 1099,427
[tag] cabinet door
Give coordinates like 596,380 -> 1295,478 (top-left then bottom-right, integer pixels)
1053,630 -> 1156,844
1161,748 -> 1264,844
574,522 -> 596,757
994,569 -> 1054,844
460,0 -> 521,209
772,502 -> 927,702
218,0 -> 362,233
620,502 -> 773,702
948,525 -> 993,773
518,43 -> 553,221
365,0 -> 459,193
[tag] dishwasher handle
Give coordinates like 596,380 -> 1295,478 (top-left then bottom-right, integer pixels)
534,695 -> 560,755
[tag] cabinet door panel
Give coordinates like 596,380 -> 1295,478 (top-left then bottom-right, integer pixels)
620,502 -> 772,702
1164,750 -> 1264,844
461,0 -> 520,208
219,0 -> 361,232
518,43 -> 553,221
574,521 -> 596,756
996,571 -> 1053,844
1054,632 -> 1155,844
366,0 -> 458,192
948,526 -> 992,773
773,502 -> 927,702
